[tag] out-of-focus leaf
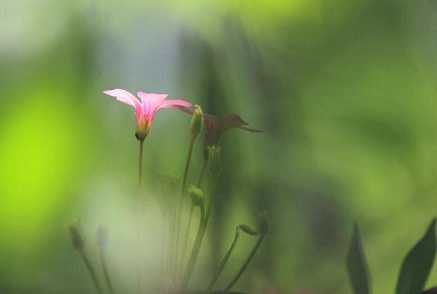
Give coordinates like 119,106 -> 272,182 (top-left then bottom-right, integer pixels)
186,291 -> 246,294
423,287 -> 437,294
347,223 -> 371,294
395,219 -> 436,294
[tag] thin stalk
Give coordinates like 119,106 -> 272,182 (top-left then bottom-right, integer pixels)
136,138 -> 145,294
98,246 -> 115,294
182,135 -> 196,192
183,160 -> 217,291
173,135 -> 196,281
207,228 -> 240,291
138,139 -> 144,187
78,249 -> 103,294
177,154 -> 208,286
224,234 -> 265,292
179,203 -> 195,275
182,203 -> 209,290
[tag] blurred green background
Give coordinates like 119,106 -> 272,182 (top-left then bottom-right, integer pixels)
2,0 -> 437,293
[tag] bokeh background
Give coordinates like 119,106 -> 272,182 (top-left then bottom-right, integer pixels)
2,0 -> 437,293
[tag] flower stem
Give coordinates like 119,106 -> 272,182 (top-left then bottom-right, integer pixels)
182,135 -> 196,192
183,153 -> 217,291
179,203 -> 195,275
182,203 -> 209,290
138,139 -> 144,188
98,245 -> 115,294
78,249 -> 103,294
136,138 -> 145,294
207,227 -> 240,291
224,234 -> 265,292
173,135 -> 196,281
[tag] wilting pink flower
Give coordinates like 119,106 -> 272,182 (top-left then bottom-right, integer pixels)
203,113 -> 261,146
104,89 -> 192,140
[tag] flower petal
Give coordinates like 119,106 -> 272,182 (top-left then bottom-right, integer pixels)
221,114 -> 262,132
157,99 -> 192,113
137,92 -> 168,113
103,89 -> 140,108
239,125 -> 263,132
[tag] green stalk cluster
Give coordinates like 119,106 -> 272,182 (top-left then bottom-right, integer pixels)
69,224 -> 116,294
70,102 -> 265,294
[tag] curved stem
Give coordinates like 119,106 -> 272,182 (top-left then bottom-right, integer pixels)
207,227 -> 240,291
98,246 -> 115,294
180,203 -> 195,275
79,249 -> 103,294
224,234 -> 265,292
183,158 -> 217,291
182,204 -> 208,290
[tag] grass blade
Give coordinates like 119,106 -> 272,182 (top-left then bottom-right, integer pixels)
395,219 -> 436,294
347,223 -> 371,294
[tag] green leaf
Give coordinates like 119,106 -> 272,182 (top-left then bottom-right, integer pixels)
396,219 -> 437,294
238,224 -> 259,236
423,287 -> 437,294
347,223 -> 371,294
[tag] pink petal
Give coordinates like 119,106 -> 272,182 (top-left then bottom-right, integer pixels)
103,89 -> 140,108
239,125 -> 263,132
222,114 -> 262,132
157,99 -> 192,114
137,92 -> 168,113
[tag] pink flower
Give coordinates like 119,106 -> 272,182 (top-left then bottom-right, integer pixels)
202,113 -> 261,146
103,89 -> 192,140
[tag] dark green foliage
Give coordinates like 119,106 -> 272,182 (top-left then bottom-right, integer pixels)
395,219 -> 436,294
423,287 -> 437,294
347,223 -> 371,294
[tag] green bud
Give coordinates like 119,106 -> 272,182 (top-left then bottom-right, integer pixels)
69,223 -> 84,251
238,224 -> 259,236
207,145 -> 222,175
190,104 -> 203,139
188,185 -> 204,207
135,127 -> 149,141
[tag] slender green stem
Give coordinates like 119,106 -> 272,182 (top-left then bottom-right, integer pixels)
224,234 -> 265,292
207,228 -> 240,291
179,203 -> 195,275
78,249 -> 103,294
98,245 -> 115,294
173,135 -> 196,282
182,135 -> 196,192
136,139 -> 145,294
182,203 -> 209,290
138,139 -> 144,188
183,156 -> 216,291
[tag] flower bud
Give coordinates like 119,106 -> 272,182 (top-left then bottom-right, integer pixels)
238,224 -> 259,236
190,104 -> 203,139
69,223 -> 84,251
135,126 -> 149,141
188,185 -> 204,207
